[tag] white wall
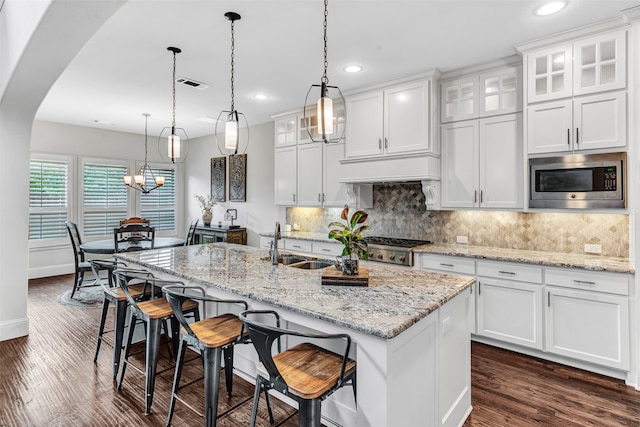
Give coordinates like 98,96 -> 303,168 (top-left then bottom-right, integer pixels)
184,121 -> 278,247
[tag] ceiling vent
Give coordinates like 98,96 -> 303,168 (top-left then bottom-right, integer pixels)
176,77 -> 209,90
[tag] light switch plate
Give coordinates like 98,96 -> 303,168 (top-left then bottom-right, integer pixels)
584,244 -> 602,254
456,235 -> 468,244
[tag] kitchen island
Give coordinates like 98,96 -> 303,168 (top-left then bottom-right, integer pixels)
117,243 -> 475,427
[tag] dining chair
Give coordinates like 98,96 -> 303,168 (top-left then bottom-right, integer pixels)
184,219 -> 199,246
120,217 -> 150,226
240,310 -> 357,427
163,284 -> 263,427
64,220 -> 98,299
89,259 -> 159,380
114,223 -> 155,252
114,271 -> 199,415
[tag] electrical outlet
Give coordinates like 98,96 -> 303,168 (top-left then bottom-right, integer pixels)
456,235 -> 468,244
584,244 -> 602,254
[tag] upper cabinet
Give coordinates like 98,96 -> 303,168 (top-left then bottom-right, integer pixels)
527,30 -> 626,104
274,115 -> 297,148
441,65 -> 522,123
522,28 -> 628,154
345,79 -> 433,158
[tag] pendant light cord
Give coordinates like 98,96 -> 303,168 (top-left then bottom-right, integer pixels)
322,0 -> 329,85
230,18 -> 236,112
171,50 -> 177,129
143,114 -> 149,165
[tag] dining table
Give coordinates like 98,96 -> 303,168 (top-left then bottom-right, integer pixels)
79,236 -> 186,254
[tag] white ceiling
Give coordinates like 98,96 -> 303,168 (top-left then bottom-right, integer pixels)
35,0 -> 640,139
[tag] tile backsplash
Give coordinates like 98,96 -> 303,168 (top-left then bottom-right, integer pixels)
286,182 -> 629,258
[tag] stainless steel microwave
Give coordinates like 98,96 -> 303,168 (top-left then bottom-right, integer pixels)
529,152 -> 626,209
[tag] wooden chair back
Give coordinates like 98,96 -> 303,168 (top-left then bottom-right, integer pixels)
119,217 -> 150,226
114,223 -> 155,252
65,220 -> 85,264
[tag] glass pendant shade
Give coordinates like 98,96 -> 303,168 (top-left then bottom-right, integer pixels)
134,173 -> 144,186
124,175 -> 132,186
155,175 -> 165,186
168,130 -> 181,159
225,116 -> 239,150
317,90 -> 334,135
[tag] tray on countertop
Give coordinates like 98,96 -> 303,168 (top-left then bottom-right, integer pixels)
321,268 -> 369,286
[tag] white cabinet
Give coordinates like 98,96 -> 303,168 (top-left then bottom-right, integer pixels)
526,30 -> 626,104
441,113 -> 522,209
297,142 -> 323,206
274,115 -> 298,148
281,238 -> 342,258
441,76 -> 478,123
345,79 -> 431,158
323,142 -> 349,206
274,146 -> 297,205
475,261 -> 543,350
419,254 -> 476,334
527,91 -> 626,154
441,65 -> 522,123
544,268 -> 630,370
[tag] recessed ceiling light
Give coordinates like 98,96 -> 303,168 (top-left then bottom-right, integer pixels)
534,1 -> 567,16
253,93 -> 269,100
344,65 -> 363,73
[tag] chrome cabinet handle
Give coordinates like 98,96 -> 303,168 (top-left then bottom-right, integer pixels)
567,128 -> 570,145
478,282 -> 481,295
384,137 -> 388,149
293,193 -> 296,203
498,270 -> 516,275
548,291 -> 550,307
440,263 -> 454,267
318,193 -> 321,202
576,127 -> 579,145
322,193 -> 325,203
378,138 -> 382,149
474,190 -> 477,203
480,190 -> 483,203
573,279 -> 596,285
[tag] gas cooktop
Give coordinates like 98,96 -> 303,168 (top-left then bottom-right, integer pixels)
363,237 -> 432,266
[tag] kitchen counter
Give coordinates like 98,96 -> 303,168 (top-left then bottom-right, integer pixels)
116,243 -> 474,339
260,230 -> 332,242
413,243 -> 635,274
117,243 -> 474,426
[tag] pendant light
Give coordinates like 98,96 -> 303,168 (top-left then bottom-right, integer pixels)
159,46 -> 189,163
124,113 -> 165,193
215,12 -> 249,155
304,0 -> 345,143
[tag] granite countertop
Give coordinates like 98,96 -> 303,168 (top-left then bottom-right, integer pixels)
412,243 -> 635,274
116,243 -> 474,339
261,231 -> 333,243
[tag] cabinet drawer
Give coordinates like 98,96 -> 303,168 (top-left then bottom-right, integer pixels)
284,239 -> 312,253
312,242 -> 343,257
477,261 -> 542,283
545,268 -> 629,296
421,254 -> 475,275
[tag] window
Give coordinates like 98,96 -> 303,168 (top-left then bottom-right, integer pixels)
140,166 -> 176,232
29,156 -> 69,240
82,160 -> 128,236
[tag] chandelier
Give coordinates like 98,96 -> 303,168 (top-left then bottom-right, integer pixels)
124,113 -> 164,193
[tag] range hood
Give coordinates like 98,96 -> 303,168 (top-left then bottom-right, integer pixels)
339,152 -> 441,210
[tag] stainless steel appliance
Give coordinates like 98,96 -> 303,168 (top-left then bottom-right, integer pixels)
364,237 -> 432,267
529,152 -> 626,209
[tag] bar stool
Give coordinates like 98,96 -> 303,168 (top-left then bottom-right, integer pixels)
163,284 -> 264,427
89,260 -> 158,380
239,310 -> 357,427
114,271 -> 199,415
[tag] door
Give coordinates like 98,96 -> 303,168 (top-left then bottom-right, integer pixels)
546,287 -> 629,370
441,76 -> 478,123
297,143 -> 323,206
573,91 -> 626,151
526,43 -> 573,103
573,30 -> 626,96
441,120 -> 478,208
274,115 -> 297,148
274,146 -> 297,205
345,91 -> 384,158
384,80 -> 431,154
479,65 -> 521,117
479,113 -> 522,209
476,277 -> 543,350
526,99 -> 573,154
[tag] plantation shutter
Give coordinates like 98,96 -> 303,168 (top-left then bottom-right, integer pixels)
82,162 -> 128,236
29,159 -> 69,240
140,167 -> 176,231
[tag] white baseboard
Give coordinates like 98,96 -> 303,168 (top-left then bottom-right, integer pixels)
29,264 -> 74,279
0,317 -> 29,341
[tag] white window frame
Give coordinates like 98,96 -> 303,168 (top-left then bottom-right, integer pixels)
28,153 -> 73,249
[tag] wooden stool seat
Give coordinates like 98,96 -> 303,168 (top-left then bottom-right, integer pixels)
188,313 -> 246,348
272,342 -> 357,400
110,283 -> 152,301
136,298 -> 198,319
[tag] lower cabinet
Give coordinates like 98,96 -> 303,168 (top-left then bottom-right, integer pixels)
194,227 -> 247,245
417,253 -> 632,376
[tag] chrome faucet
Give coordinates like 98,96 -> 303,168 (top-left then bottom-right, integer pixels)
270,221 -> 281,265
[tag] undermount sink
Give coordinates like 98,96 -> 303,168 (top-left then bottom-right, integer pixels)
278,254 -> 309,265
286,259 -> 336,270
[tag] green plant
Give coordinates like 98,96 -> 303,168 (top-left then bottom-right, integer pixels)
328,206 -> 370,260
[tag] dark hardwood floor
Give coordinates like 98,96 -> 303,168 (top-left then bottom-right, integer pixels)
0,275 -> 639,426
